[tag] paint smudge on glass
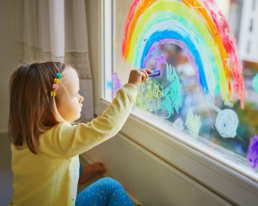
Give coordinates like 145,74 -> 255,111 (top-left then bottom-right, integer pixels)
185,109 -> 202,138
253,73 -> 258,93
107,81 -> 113,90
112,73 -> 123,97
208,138 -> 219,150
106,73 -> 123,97
247,135 -> 258,168
173,118 -> 184,131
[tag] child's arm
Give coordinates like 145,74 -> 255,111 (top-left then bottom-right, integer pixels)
43,69 -> 152,158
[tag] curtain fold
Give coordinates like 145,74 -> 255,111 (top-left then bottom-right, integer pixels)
48,0 -> 65,61
16,0 -> 94,119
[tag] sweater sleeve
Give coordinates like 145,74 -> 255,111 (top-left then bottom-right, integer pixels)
55,83 -> 138,158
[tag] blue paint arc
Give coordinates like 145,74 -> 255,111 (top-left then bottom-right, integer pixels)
140,29 -> 209,94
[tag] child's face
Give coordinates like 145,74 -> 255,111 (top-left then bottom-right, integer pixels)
56,68 -> 84,122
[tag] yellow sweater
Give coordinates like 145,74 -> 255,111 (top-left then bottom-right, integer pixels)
9,84 -> 138,206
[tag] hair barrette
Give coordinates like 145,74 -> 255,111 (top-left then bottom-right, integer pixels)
50,73 -> 62,97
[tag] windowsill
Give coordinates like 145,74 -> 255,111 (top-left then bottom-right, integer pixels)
130,107 -> 258,182
95,98 -> 258,204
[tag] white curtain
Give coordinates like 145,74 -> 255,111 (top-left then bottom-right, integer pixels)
16,0 -> 94,120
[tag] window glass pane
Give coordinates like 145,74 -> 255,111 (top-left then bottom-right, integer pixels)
104,0 -> 258,177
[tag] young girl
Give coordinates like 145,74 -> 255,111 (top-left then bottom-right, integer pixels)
8,62 -> 151,206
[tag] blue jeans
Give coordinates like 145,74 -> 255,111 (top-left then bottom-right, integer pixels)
76,164 -> 134,206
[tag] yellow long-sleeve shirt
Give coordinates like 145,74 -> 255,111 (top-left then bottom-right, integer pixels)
9,84 -> 138,206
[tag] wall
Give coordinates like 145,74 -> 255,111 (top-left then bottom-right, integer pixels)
83,133 -> 232,206
0,0 -> 17,133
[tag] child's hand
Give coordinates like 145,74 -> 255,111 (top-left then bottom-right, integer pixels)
128,69 -> 153,88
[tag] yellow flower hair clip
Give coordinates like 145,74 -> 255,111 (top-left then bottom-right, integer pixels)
53,78 -> 60,84
50,91 -> 56,97
50,73 -> 62,97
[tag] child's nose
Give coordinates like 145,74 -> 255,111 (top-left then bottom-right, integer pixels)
79,96 -> 84,104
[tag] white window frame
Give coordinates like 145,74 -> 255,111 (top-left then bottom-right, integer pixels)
95,1 -> 258,205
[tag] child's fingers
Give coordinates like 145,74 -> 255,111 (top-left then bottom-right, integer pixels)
144,69 -> 153,74
139,70 -> 148,82
142,69 -> 153,81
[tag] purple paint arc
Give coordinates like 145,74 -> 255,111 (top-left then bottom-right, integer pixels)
143,38 -> 202,93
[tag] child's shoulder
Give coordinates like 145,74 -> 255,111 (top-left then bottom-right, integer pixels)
42,122 -> 73,137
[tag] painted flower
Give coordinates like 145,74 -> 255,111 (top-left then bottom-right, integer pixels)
215,109 -> 239,138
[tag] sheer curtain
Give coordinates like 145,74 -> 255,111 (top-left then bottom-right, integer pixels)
16,0 -> 94,120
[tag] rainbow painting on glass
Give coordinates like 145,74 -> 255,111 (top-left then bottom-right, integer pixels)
122,0 -> 245,109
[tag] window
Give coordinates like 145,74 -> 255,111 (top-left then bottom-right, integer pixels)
239,0 -> 258,62
102,0 -> 258,182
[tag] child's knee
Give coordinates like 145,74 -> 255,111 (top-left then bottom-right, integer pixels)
99,177 -> 122,187
100,177 -> 116,182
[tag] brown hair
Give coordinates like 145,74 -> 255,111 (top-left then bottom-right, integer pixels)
8,62 -> 71,154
